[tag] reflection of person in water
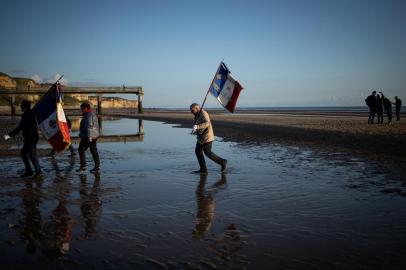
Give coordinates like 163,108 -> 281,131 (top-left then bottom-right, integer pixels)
193,173 -> 227,239
41,164 -> 73,256
20,178 -> 43,253
79,173 -> 102,238
49,148 -> 76,179
41,199 -> 73,255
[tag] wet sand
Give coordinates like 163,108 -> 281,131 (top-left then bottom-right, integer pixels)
1,118 -> 406,269
112,110 -> 406,159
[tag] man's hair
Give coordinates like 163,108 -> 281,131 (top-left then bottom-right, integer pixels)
395,96 -> 398,99
20,100 -> 31,109
372,91 -> 377,94
190,103 -> 199,110
80,102 -> 91,110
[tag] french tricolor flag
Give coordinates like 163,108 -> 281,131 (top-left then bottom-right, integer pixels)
209,62 -> 244,113
33,82 -> 71,152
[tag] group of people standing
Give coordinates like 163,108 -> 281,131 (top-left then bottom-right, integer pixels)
365,91 -> 402,124
3,101 -> 101,178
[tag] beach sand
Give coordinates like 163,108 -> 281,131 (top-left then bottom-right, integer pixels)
1,118 -> 406,269
130,110 -> 406,159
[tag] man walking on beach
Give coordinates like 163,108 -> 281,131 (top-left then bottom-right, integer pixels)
382,93 -> 392,124
190,103 -> 227,174
76,102 -> 100,174
365,91 -> 377,124
394,96 -> 402,121
3,100 -> 42,177
376,92 -> 384,124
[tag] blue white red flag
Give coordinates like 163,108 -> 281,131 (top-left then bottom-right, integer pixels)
209,62 -> 243,113
33,82 -> 71,152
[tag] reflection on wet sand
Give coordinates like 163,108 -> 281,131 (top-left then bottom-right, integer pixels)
193,173 -> 248,268
19,171 -> 74,256
193,173 -> 227,239
20,178 -> 43,254
18,156 -> 103,257
79,173 -> 102,238
41,198 -> 73,256
2,118 -> 406,269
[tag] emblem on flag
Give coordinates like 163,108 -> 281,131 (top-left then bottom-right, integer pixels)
209,62 -> 244,113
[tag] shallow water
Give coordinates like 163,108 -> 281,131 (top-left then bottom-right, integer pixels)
1,118 -> 406,269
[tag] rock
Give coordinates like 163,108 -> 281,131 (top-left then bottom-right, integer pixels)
0,72 -> 17,89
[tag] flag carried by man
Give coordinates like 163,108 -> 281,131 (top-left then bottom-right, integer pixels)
32,79 -> 71,152
208,62 -> 244,113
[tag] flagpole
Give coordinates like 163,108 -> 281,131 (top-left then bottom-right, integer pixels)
194,62 -> 223,125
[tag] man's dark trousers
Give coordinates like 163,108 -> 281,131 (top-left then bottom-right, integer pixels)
368,107 -> 376,124
78,139 -> 100,168
195,141 -> 223,171
21,140 -> 41,174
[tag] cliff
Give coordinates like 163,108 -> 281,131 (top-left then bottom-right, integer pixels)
88,96 -> 138,108
0,72 -> 138,108
0,72 -> 17,89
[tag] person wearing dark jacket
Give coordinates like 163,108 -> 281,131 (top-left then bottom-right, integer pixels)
382,93 -> 392,123
3,100 -> 42,177
376,92 -> 384,124
365,91 -> 377,124
393,96 -> 402,121
76,102 -> 100,173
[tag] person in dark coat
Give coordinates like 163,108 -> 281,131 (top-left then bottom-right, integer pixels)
376,92 -> 384,124
4,100 -> 42,177
365,91 -> 377,124
382,93 -> 392,124
393,96 -> 402,121
76,102 -> 100,174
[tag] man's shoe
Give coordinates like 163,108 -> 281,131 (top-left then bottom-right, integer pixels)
21,171 -> 33,177
221,159 -> 228,172
76,166 -> 87,173
90,167 -> 100,174
193,170 -> 208,174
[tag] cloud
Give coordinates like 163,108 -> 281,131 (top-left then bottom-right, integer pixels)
30,73 -> 68,85
45,73 -> 68,85
31,74 -> 43,83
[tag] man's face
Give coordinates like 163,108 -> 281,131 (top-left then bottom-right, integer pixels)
20,105 -> 25,112
190,106 -> 199,116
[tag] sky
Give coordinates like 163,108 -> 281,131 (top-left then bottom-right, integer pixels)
1,0 -> 405,108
